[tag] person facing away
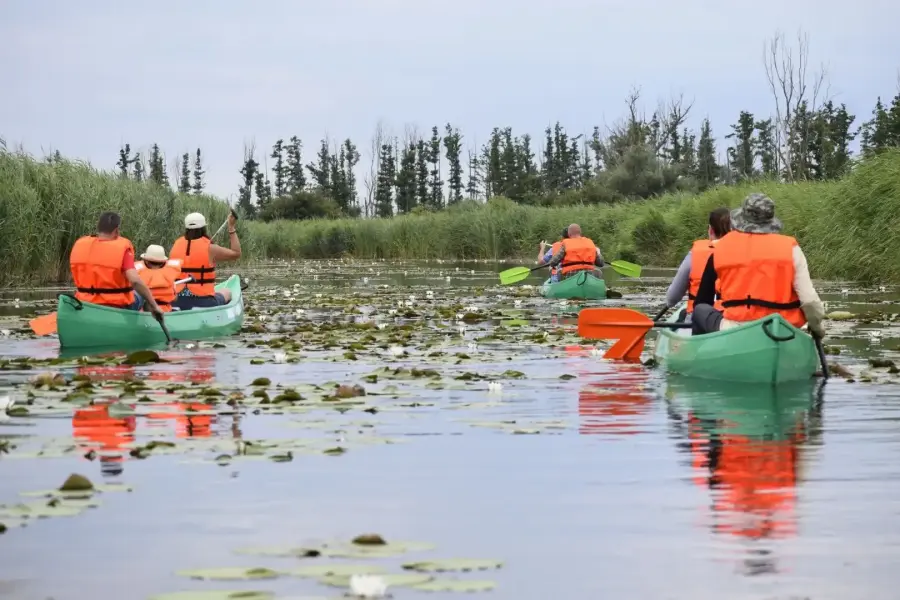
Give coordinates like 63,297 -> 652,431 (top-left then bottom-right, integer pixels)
664,207 -> 732,322
537,227 -> 570,282
169,211 -> 241,310
692,193 -> 826,339
69,211 -> 163,319
135,245 -> 183,313
546,223 -> 605,279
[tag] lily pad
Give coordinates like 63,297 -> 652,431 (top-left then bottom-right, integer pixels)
323,540 -> 435,558
402,559 -> 503,572
122,350 -> 164,365
411,579 -> 497,592
288,564 -> 387,578
233,546 -> 322,558
148,592 -> 276,600
176,568 -> 281,581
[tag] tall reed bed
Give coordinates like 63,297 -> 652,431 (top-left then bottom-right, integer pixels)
0,152 -> 245,285
3,148 -> 899,284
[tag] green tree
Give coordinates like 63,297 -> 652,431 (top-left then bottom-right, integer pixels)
414,140 -> 429,207
465,150 -> 483,200
754,119 -> 777,178
286,136 -> 306,192
306,138 -> 331,192
341,139 -> 360,214
178,152 -> 191,193
374,143 -> 396,217
116,144 -> 131,179
254,170 -> 272,211
695,118 -> 719,190
133,153 -> 144,182
395,141 -> 418,214
725,111 -> 756,180
148,143 -> 168,187
443,124 -> 464,204
271,139 -> 286,197
427,126 -> 443,208
237,145 -> 259,217
192,148 -> 205,195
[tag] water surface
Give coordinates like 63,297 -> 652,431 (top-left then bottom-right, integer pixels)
1,260 -> 898,600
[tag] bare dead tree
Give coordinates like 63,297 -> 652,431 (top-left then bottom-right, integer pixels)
362,120 -> 386,218
653,92 -> 695,154
763,29 -> 829,182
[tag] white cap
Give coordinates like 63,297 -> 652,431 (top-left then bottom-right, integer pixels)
140,244 -> 168,263
185,212 -> 206,229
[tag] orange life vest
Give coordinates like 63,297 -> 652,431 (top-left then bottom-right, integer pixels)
135,259 -> 182,311
70,235 -> 135,307
169,236 -> 216,296
687,239 -> 723,313
549,240 -> 563,276
560,236 -> 598,275
714,231 -> 806,327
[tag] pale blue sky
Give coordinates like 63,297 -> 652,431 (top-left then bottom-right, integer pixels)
2,0 -> 897,200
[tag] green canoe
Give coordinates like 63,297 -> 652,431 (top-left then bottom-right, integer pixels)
653,301 -> 819,384
540,271 -> 607,300
57,274 -> 245,349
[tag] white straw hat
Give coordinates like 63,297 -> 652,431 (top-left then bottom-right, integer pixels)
184,212 -> 207,229
140,244 -> 168,263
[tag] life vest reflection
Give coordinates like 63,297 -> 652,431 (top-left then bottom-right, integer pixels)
72,351 -> 232,476
570,346 -> 653,436
666,377 -> 823,576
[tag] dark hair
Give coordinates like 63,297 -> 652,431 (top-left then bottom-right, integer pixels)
709,207 -> 732,238
97,211 -> 121,235
560,227 -> 569,239
185,226 -> 209,241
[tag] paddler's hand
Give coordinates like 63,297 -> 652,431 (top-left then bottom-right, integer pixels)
148,303 -> 164,321
539,240 -> 547,252
227,212 -> 238,230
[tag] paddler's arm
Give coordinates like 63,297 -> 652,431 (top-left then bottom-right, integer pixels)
210,213 -> 242,262
594,247 -> 604,267
793,245 -> 826,337
694,254 -> 717,307
547,245 -> 566,268
537,241 -> 548,264
666,251 -> 692,308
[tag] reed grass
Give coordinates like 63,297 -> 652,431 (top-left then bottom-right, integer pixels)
3,148 -> 899,285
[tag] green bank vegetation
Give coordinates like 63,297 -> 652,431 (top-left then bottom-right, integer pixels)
1,147 -> 899,285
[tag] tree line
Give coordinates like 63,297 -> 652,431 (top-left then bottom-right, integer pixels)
106,32 -> 900,221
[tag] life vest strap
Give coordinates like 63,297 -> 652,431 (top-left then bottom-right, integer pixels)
721,296 -> 801,310
76,286 -> 133,294
561,260 -> 596,267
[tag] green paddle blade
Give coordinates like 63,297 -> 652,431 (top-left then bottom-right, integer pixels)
499,266 -> 534,285
609,260 -> 642,278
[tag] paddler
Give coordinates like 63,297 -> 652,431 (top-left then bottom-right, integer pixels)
537,227 -> 569,282
692,193 -> 826,339
135,245 -> 183,312
170,211 -> 241,310
663,207 -> 732,322
69,211 -> 164,319
545,223 -> 605,280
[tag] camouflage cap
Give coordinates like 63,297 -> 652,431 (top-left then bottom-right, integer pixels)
730,193 -> 783,234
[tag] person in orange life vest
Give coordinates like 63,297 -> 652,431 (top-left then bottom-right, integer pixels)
170,211 -> 241,310
662,207 -> 732,323
692,193 -> 826,339
545,223 -> 604,280
69,211 -> 164,318
135,244 -> 183,312
537,227 -> 569,283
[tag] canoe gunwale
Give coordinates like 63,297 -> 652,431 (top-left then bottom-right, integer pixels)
540,270 -> 607,300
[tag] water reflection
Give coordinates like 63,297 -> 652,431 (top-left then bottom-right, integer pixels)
577,361 -> 654,436
72,403 -> 136,477
664,376 -> 824,576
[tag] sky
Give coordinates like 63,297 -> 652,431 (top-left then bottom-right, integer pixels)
2,0 -> 898,201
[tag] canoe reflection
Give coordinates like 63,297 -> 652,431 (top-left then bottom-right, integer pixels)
71,352 -> 226,476
577,362 -> 653,436
665,376 -> 824,575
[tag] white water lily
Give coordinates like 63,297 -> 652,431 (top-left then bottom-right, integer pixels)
513,299 -> 522,308
388,345 -> 405,357
425,290 -> 434,298
377,323 -> 388,330
362,277 -> 369,284
455,313 -> 464,321
404,300 -> 414,308
468,342 -> 478,352
259,315 -> 268,321
880,285 -> 887,292
455,267 -> 460,272
183,343 -> 197,350
445,276 -> 451,282
465,305 -> 478,312
268,289 -> 277,296
283,290 -> 292,298
0,396 -> 14,421
0,329 -> 9,337
470,269 -> 475,275
488,381 -> 503,394
388,309 -> 397,316
840,289 -> 849,297
273,351 -> 287,363
521,284 -> 533,290
868,330 -> 883,342
349,574 -> 388,598
559,300 -> 569,307
457,325 -> 466,336
315,293 -> 323,299
590,347 -> 603,357
296,308 -> 306,315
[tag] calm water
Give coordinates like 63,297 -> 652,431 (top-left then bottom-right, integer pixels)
1,260 -> 899,600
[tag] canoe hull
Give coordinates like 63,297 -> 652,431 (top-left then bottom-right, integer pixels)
653,301 -> 819,384
57,275 -> 244,349
541,272 -> 607,300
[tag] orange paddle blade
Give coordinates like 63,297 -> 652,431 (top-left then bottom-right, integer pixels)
30,312 -> 58,336
577,308 -> 654,361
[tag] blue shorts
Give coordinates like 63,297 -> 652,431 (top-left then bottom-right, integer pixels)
173,293 -> 226,310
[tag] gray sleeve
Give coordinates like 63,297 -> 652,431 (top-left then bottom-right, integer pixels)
548,245 -> 565,267
665,251 -> 693,308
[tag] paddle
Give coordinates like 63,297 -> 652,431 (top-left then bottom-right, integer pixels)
154,311 -> 172,344
577,307 -> 692,361
499,259 -> 642,285
30,277 -> 194,337
812,333 -> 829,380
211,208 -> 239,239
